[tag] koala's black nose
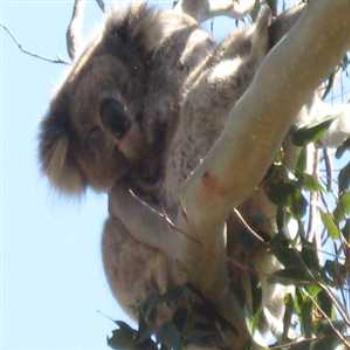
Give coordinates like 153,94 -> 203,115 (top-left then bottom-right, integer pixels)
100,98 -> 131,139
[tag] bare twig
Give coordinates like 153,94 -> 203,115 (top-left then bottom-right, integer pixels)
233,208 -> 267,244
322,146 -> 333,191
0,24 -> 68,65
156,206 -> 201,245
318,282 -> 350,327
66,0 -> 86,60
304,289 -> 350,348
269,336 -> 323,349
95,0 -> 105,12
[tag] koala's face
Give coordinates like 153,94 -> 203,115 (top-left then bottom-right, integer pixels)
39,49 -> 147,194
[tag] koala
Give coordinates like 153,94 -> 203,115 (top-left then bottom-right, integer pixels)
39,4 -> 212,198
39,1 -> 283,343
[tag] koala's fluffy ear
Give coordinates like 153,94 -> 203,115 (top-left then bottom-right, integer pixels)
39,93 -> 85,194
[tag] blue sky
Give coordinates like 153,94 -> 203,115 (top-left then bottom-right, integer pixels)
0,1 -> 235,349
1,1 -> 348,350
0,1 -> 133,349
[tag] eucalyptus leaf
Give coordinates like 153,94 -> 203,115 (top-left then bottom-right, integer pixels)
298,173 -> 325,193
342,219 -> 350,239
290,190 -> 308,218
338,162 -> 350,193
320,211 -> 341,239
156,322 -> 182,350
311,336 -> 340,350
107,322 -> 139,350
292,118 -> 335,146
317,290 -> 333,318
301,240 -> 320,273
301,299 -> 313,337
335,137 -> 350,158
270,268 -> 314,285
296,147 -> 307,175
282,294 -> 294,340
333,191 -> 350,222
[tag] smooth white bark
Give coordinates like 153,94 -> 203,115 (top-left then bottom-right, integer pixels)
181,0 -> 350,235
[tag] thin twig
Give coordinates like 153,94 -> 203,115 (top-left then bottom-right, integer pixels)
322,146 -> 333,192
306,147 -> 319,241
283,237 -> 350,328
304,289 -> 350,348
0,24 -> 68,65
160,208 -> 202,245
95,0 -> 105,12
129,190 -> 201,245
66,0 -> 85,60
269,336 -> 323,349
333,241 -> 348,312
318,282 -> 350,327
233,208 -> 267,244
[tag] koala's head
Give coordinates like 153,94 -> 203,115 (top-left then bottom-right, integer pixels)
39,3 -> 159,194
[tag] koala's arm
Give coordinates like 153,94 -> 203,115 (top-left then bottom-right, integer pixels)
108,184 -> 193,263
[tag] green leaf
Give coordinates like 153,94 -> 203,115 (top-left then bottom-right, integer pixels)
315,320 -> 346,336
270,234 -> 305,269
107,322 -> 139,350
295,147 -> 307,175
290,190 -> 308,218
292,118 -> 335,146
338,162 -> 350,193
305,284 -> 322,298
333,191 -> 350,222
301,299 -> 313,337
156,322 -> 182,350
301,240 -> 320,273
323,260 -> 347,287
267,182 -> 297,205
298,173 -> 325,193
311,336 -> 341,350
317,290 -> 333,318
320,211 -> 341,239
282,294 -> 294,340
335,137 -> 350,158
270,268 -> 314,285
342,219 -> 350,240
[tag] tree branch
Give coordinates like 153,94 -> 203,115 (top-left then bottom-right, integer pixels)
0,24 -> 68,65
180,0 -> 350,287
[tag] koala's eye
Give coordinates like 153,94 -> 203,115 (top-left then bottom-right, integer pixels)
100,98 -> 131,139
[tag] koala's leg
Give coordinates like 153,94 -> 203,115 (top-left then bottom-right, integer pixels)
102,216 -> 182,318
